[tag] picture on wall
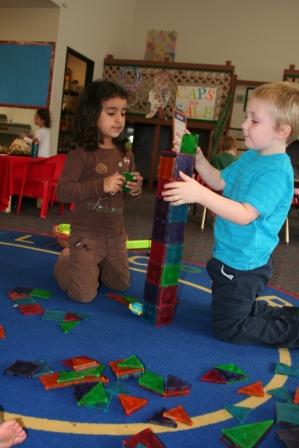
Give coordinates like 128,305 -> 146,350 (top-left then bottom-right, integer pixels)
144,30 -> 177,62
0,41 -> 55,108
176,85 -> 217,120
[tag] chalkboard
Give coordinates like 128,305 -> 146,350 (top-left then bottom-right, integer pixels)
0,41 -> 55,108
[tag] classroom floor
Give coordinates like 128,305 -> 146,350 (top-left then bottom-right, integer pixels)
0,187 -> 299,295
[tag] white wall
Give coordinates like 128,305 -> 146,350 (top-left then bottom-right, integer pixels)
0,6 -> 59,130
49,0 -> 135,152
129,0 -> 299,81
0,0 -> 135,152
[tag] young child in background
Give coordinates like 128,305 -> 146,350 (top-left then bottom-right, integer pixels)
163,81 -> 299,347
211,135 -> 238,170
0,419 -> 27,447
54,80 -> 142,303
23,109 -> 51,157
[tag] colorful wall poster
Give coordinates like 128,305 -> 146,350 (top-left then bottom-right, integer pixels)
176,85 -> 217,120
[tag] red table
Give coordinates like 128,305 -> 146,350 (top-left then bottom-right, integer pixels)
0,155 -> 45,212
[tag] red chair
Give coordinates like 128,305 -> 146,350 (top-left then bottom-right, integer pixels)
47,154 -> 74,214
16,160 -> 56,218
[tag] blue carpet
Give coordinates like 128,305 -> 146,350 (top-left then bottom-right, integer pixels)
0,230 -> 299,448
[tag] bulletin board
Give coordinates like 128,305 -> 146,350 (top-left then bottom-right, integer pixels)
0,41 -> 55,108
103,56 -> 235,122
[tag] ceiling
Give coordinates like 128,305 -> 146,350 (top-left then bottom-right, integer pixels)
0,0 -> 58,8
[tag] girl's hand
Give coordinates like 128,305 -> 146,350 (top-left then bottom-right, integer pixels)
127,171 -> 143,195
162,171 -> 202,205
103,172 -> 125,194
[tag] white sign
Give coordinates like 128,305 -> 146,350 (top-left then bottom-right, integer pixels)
176,85 -> 217,120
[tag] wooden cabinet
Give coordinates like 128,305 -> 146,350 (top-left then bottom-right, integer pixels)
103,56 -> 235,189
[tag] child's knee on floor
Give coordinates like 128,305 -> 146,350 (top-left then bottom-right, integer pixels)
67,288 -> 97,303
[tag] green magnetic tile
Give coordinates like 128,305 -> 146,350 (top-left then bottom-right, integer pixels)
42,310 -> 66,321
32,360 -> 54,377
268,386 -> 292,402
221,419 -> 274,448
13,297 -> 36,306
57,370 -> 85,383
216,363 -> 247,377
117,356 -> 144,370
60,320 -> 80,333
78,382 -> 108,406
80,364 -> 105,377
161,264 -> 180,286
180,133 -> 198,155
30,288 -> 51,299
225,405 -> 252,423
274,362 -> 299,377
122,171 -> 134,192
138,370 -> 164,394
276,401 -> 299,425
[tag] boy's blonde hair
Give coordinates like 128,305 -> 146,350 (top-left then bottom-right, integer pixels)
250,81 -> 299,144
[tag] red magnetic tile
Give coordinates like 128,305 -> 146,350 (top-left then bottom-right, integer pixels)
18,304 -> 44,316
62,356 -> 100,371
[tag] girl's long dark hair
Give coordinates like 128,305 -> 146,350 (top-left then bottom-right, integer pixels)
73,79 -> 128,153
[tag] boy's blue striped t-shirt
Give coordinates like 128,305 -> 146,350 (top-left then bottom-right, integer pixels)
213,149 -> 294,270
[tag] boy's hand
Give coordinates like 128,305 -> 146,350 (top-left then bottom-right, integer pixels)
162,171 -> 202,205
172,129 -> 190,153
127,171 -> 143,194
195,147 -> 205,169
103,172 -> 125,195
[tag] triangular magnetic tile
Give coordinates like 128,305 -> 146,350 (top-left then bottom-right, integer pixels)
118,393 -> 148,416
237,381 -> 264,397
163,405 -> 193,426
221,419 -> 273,448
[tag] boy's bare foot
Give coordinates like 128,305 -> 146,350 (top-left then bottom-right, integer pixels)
0,420 -> 27,447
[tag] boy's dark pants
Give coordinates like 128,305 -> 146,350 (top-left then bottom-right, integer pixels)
207,258 -> 299,347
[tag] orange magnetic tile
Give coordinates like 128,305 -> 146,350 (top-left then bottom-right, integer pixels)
62,356 -> 100,371
118,393 -> 148,416
237,381 -> 265,397
163,405 -> 193,426
39,372 -> 109,390
7,291 -> 29,301
0,325 -> 5,339
294,387 -> 299,404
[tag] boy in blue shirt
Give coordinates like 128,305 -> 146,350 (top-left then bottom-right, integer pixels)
163,81 -> 299,347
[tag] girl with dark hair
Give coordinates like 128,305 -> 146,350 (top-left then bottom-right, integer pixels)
54,79 -> 143,303
23,108 -> 51,157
